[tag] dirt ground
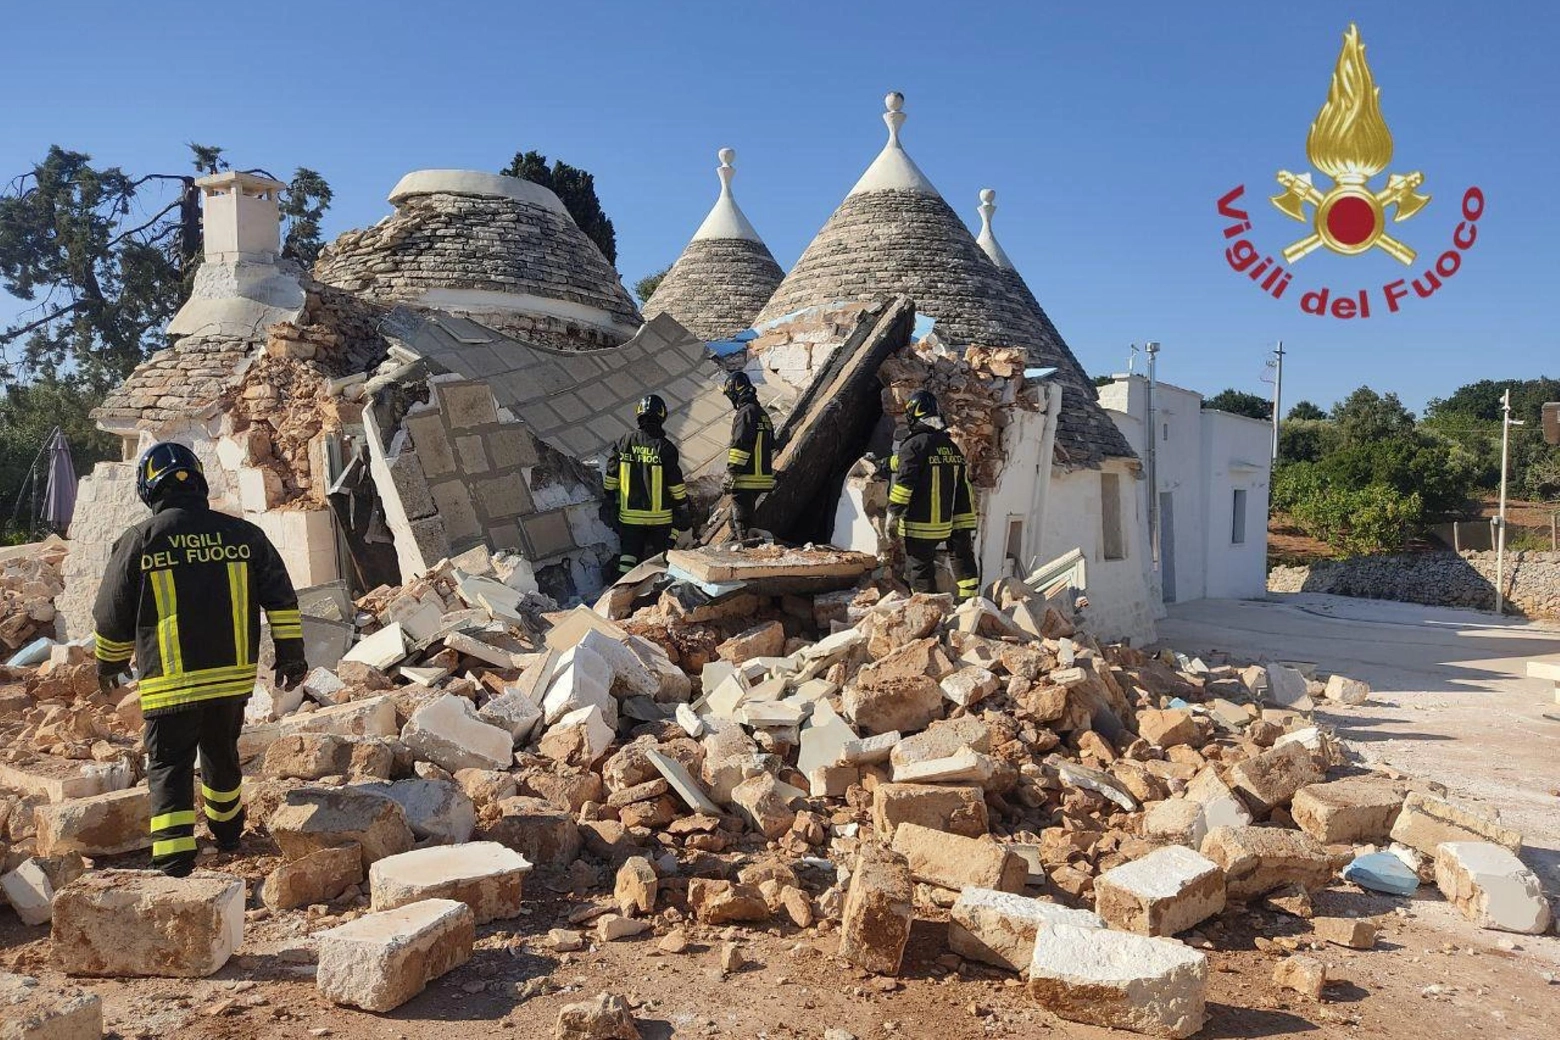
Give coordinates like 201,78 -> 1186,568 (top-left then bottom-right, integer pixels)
5,592 -> 1559,1039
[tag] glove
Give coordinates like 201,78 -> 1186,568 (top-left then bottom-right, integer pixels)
885,504 -> 907,542
597,497 -> 618,531
98,665 -> 131,695
672,503 -> 692,533
275,658 -> 308,692
722,473 -> 737,494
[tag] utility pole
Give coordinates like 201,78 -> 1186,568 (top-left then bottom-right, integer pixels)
1495,388 -> 1524,615
1145,341 -> 1161,569
1269,341 -> 1286,460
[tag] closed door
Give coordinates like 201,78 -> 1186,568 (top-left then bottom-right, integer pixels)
1160,491 -> 1176,603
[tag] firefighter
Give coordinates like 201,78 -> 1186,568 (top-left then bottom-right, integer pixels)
885,390 -> 980,601
599,394 -> 691,575
93,442 -> 307,877
720,371 -> 775,542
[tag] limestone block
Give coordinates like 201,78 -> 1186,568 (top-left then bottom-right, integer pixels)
342,622 -> 407,670
1434,841 -> 1552,935
842,731 -> 899,766
1,859 -> 54,926
478,687 -> 543,744
888,717 -> 991,770
730,774 -> 796,839
33,788 -> 149,858
842,675 -> 943,735
301,666 -> 348,706
646,747 -> 722,815
1142,799 -> 1206,848
0,972 -> 103,1040
477,796 -> 581,869
1312,916 -> 1377,949
51,870 -> 243,978
871,783 -> 988,839
795,700 -> 856,778
1185,768 -> 1252,831
1199,825 -> 1333,901
890,823 -> 1027,893
948,887 -> 1104,971
892,748 -> 1001,788
1028,924 -> 1208,1039
1137,709 -> 1200,748
261,844 -> 364,911
1094,845 -> 1227,936
400,694 -> 513,773
377,779 -> 476,845
1389,792 -> 1522,856
1264,665 -> 1312,709
1228,741 -> 1322,816
837,842 -> 913,975
686,879 -> 769,924
1291,778 -> 1406,844
280,695 -> 398,741
0,757 -> 133,805
537,705 -> 615,768
262,733 -> 354,781
554,991 -> 640,1040
315,898 -> 474,1012
542,644 -> 615,725
1273,955 -> 1327,1000
614,856 -> 657,916
266,786 -> 415,869
1323,674 -> 1370,705
939,666 -> 998,708
716,620 -> 785,664
370,842 -> 530,924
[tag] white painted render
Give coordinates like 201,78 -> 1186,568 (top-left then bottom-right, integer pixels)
388,169 -> 569,215
690,148 -> 764,243
848,93 -> 939,197
407,287 -> 641,339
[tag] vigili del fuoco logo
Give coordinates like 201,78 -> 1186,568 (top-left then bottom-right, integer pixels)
1216,24 -> 1484,319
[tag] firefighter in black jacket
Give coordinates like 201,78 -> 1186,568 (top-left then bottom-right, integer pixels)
721,371 -> 775,542
886,390 -> 980,601
599,394 -> 691,575
93,442 -> 307,876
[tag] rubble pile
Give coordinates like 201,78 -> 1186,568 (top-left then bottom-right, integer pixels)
878,342 -> 1038,487
0,541 -> 1548,1032
0,540 -> 67,657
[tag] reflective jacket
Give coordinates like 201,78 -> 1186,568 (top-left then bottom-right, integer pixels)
888,425 -> 978,541
92,496 -> 305,716
603,425 -> 690,528
726,398 -> 776,491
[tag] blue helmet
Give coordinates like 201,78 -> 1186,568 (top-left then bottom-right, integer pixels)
136,442 -> 207,506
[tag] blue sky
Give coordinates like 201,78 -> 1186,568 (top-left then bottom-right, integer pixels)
2,0 -> 1553,413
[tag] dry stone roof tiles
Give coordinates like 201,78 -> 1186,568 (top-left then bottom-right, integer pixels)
313,171 -> 641,338
643,237 -> 784,341
93,336 -> 254,428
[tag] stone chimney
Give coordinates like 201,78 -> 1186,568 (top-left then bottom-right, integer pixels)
196,171 -> 286,262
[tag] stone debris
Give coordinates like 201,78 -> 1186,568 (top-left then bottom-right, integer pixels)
1200,826 -> 1333,901
1291,777 -> 1406,844
838,842 -> 913,975
891,823 -> 1027,893
1389,792 -> 1522,856
1028,924 -> 1208,1039
0,971 -> 102,1040
554,991 -> 642,1040
1094,845 -> 1227,937
261,844 -> 364,911
369,841 -> 531,924
33,787 -> 150,857
315,898 -> 474,1012
1273,954 -> 1327,1000
1322,674 -> 1370,705
0,859 -> 56,926
1433,841 -> 1553,935
267,787 -> 415,869
1312,915 -> 1377,949
50,870 -> 244,978
948,887 -> 1103,971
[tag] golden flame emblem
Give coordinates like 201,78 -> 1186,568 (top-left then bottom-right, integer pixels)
1270,25 -> 1430,264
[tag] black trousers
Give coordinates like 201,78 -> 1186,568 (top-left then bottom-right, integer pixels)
145,697 -> 246,876
904,530 -> 980,601
730,490 -> 760,536
616,523 -> 672,575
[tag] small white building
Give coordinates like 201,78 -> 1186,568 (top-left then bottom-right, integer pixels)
1098,376 -> 1272,604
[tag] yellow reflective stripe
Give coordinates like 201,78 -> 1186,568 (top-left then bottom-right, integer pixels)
931,466 -> 942,528
153,837 -> 198,857
267,608 -> 300,623
141,680 -> 256,713
202,783 -> 241,802
731,475 -> 775,490
150,810 -> 198,832
94,632 -> 134,651
903,520 -> 954,539
668,483 -> 687,501
753,430 -> 765,475
150,570 -> 182,675
651,464 -> 663,513
602,476 -> 620,490
727,449 -> 752,464
227,562 -> 249,666
889,453 -> 898,473
139,663 -> 258,693
952,515 -> 979,530
888,484 -> 913,505
618,460 -> 630,511
618,510 -> 672,526
205,801 -> 243,822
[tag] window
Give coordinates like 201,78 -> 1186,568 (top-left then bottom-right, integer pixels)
1100,473 -> 1126,560
1231,488 -> 1248,544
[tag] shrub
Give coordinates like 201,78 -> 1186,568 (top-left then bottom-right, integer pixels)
1286,482 -> 1423,556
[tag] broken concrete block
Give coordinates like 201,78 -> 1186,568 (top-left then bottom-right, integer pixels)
1389,792 -> 1522,856
842,730 -> 898,766
279,694 -> 398,740
575,628 -> 659,699
542,644 -> 615,725
1273,955 -> 1327,999
948,888 -> 1104,971
537,705 -> 615,768
698,724 -> 764,804
614,856 -> 658,916
554,991 -> 641,1040
261,732 -> 361,781
369,842 -> 530,924
1228,741 -> 1323,816
1142,798 -> 1206,848
377,779 -> 476,845
795,699 -> 856,778
1184,767 -> 1252,832
315,898 -> 474,1012
1312,916 -> 1377,949
940,666 -> 998,709
477,797 -> 581,869
1199,825 -> 1333,900
245,680 -> 304,723
891,823 -> 1027,893
730,774 -> 797,839
267,786 -> 415,869
838,842 -> 913,975
717,620 -> 785,664
891,747 -> 1000,788
51,870 -> 243,978
1434,841 -> 1552,935
1028,924 -> 1208,1039
1136,709 -> 1200,748
889,717 -> 992,770
400,694 -> 514,773
807,763 -> 858,798
643,747 -> 720,815
477,687 -> 543,744
0,757 -> 134,805
1,859 -> 54,926
1323,674 -> 1370,705
342,623 -> 408,670
872,783 -> 988,839
1291,777 -> 1406,844
33,787 -> 149,857
0,972 -> 102,1040
842,675 -> 943,735
1094,845 -> 1226,936
261,844 -> 364,911
686,879 -> 769,924
1264,664 -> 1312,709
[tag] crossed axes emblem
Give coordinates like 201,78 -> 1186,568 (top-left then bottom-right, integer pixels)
1269,170 -> 1431,265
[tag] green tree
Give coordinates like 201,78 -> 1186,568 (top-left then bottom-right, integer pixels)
1092,374 -> 1113,388
633,266 -> 669,304
501,150 -> 618,264
1331,386 -> 1415,447
1287,400 -> 1326,420
1202,388 -> 1272,420
1277,418 -> 1338,464
281,167 -> 334,266
0,376 -> 118,538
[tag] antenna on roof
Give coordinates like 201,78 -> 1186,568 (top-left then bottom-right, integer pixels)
884,92 -> 906,147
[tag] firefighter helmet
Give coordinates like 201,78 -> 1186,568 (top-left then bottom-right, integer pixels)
905,389 -> 940,425
636,393 -> 668,425
721,370 -> 756,403
136,442 -> 208,506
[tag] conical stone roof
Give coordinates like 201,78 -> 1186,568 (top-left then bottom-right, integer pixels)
642,149 -> 784,340
975,190 -> 1135,462
755,94 -> 1133,465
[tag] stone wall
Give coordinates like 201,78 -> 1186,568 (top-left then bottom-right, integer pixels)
1268,550 -> 1560,618
59,463 -> 149,639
